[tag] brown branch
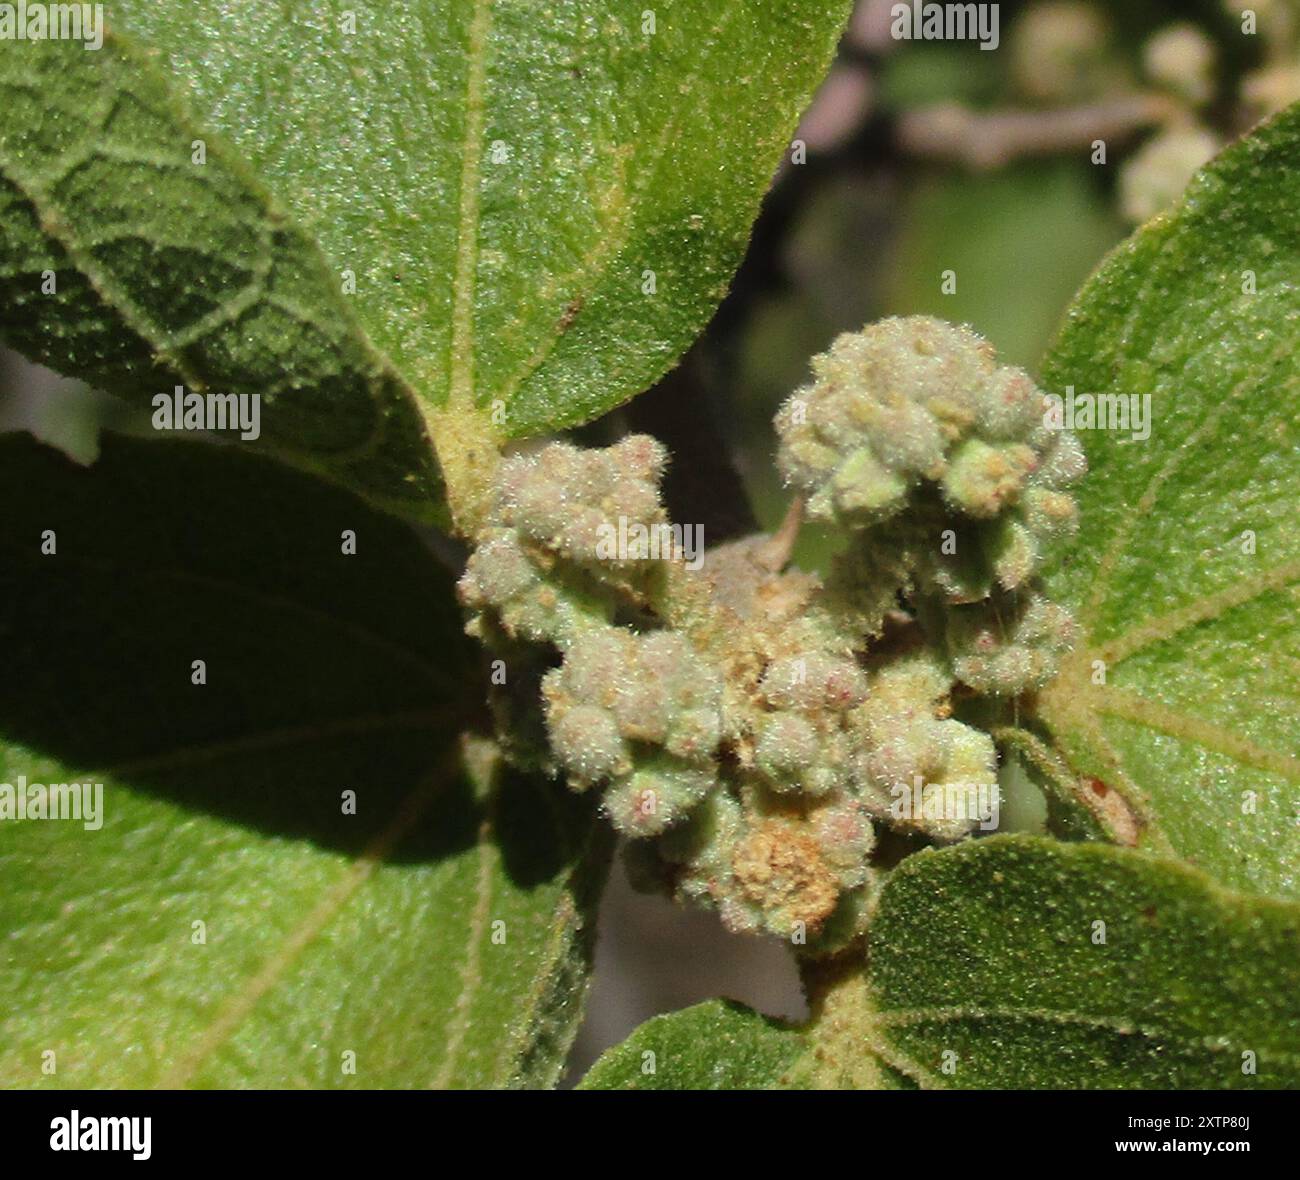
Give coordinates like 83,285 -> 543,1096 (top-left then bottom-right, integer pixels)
896,94 -> 1180,170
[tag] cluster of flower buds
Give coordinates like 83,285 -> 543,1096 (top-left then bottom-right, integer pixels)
460,317 -> 1086,952
775,316 -> 1085,605
594,538 -> 893,949
628,643 -> 1002,949
851,651 -> 999,842
628,785 -> 877,950
458,435 -> 669,647
542,628 -> 723,836
456,436 -> 673,772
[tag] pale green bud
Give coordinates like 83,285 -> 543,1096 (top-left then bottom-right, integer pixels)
948,594 -> 1078,695
1035,431 -> 1087,489
492,436 -> 668,566
667,706 -> 723,761
458,531 -> 538,612
822,446 -> 908,521
941,439 -> 1038,518
810,798 -> 876,885
755,712 -> 821,785
760,651 -> 869,712
603,757 -> 714,837
975,366 -> 1045,440
549,703 -> 626,787
988,517 -> 1039,593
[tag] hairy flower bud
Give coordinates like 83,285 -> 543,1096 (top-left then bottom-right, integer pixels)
776,318 -> 1084,602
542,626 -> 723,831
496,436 -> 667,562
852,651 -> 998,842
775,317 -> 998,527
457,436 -> 673,648
947,594 -> 1078,695
731,817 -> 842,939
603,756 -> 715,837
759,652 -> 869,712
549,703 -> 627,786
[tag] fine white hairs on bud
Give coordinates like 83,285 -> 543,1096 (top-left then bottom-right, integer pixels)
776,316 -> 1085,603
946,594 -> 1079,696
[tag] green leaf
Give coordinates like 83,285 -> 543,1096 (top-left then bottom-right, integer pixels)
868,836 -> 1300,1089
0,433 -> 608,1088
0,3 -> 847,483
578,999 -> 807,1090
1037,107 -> 1300,898
94,0 -> 851,438
0,37 -> 445,521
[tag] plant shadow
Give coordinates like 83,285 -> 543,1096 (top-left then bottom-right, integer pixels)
0,430 -> 584,874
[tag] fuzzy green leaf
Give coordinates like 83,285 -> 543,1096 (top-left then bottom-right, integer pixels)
113,0 -> 851,436
578,999 -> 807,1090
0,37 -> 445,520
7,0 -> 849,463
0,433 -> 607,1088
1038,108 -> 1300,899
868,836 -> 1300,1089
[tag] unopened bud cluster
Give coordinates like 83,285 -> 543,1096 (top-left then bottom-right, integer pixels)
460,317 -> 1086,952
944,593 -> 1078,696
775,316 -> 1085,602
458,435 -> 667,646
542,628 -> 722,836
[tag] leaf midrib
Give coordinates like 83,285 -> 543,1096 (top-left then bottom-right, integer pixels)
446,0 -> 493,413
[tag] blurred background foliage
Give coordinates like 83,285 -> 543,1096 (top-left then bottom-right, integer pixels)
2,0 -> 1292,1083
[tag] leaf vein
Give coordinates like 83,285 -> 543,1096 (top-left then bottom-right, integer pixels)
156,762 -> 450,1088
446,0 -> 494,411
